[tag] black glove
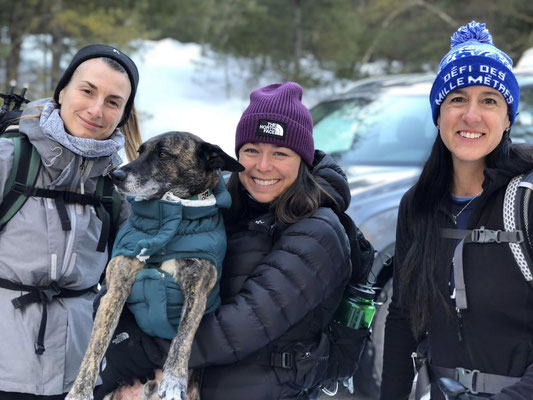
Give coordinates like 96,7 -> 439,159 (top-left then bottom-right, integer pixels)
92,283 -> 108,318
457,394 -> 489,400
438,378 -> 488,400
93,307 -> 169,400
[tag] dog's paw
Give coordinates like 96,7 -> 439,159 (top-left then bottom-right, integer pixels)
158,372 -> 188,400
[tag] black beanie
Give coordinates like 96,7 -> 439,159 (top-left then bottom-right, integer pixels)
54,44 -> 139,127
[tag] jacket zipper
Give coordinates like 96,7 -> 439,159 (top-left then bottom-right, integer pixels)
79,158 -> 87,194
60,158 -> 93,277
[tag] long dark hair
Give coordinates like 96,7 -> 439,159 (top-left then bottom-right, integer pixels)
399,129 -> 533,337
225,161 -> 340,225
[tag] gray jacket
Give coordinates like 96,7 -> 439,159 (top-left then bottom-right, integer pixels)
0,99 -> 128,395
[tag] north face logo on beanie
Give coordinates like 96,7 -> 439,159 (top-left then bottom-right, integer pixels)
256,119 -> 286,139
235,82 -> 315,164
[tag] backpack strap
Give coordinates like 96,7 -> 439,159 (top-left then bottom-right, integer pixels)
0,132 -> 121,253
94,175 -> 122,252
441,226 -> 524,310
431,364 -> 520,395
0,277 -> 96,355
0,131 -> 41,230
504,173 -> 533,287
441,170 -> 533,306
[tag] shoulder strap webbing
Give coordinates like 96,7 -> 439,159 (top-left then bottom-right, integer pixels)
94,175 -> 121,252
0,277 -> 96,355
441,226 -> 524,310
431,364 -> 520,395
504,173 -> 533,287
0,132 -> 41,230
0,132 -> 121,253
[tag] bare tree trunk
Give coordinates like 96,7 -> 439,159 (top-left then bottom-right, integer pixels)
293,0 -> 302,82
5,35 -> 22,89
49,0 -> 64,93
359,0 -> 456,73
360,1 -> 416,66
50,32 -> 64,92
4,2 -> 25,90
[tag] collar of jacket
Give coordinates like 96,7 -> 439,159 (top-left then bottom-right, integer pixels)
18,98 -> 122,176
312,149 -> 351,212
128,177 -> 231,221
436,166 -> 518,227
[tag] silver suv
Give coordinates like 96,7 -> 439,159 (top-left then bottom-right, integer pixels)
312,72 -> 533,398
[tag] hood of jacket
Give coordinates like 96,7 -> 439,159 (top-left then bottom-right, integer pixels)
312,149 -> 351,212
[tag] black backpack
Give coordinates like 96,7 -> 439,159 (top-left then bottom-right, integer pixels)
320,211 -> 375,389
440,170 -> 533,313
249,208 -> 375,397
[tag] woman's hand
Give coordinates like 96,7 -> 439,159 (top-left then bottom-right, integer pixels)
93,307 -> 169,399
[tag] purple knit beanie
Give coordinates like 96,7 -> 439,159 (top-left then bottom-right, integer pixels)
235,82 -> 314,165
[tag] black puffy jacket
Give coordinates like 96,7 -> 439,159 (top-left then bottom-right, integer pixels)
189,151 -> 352,400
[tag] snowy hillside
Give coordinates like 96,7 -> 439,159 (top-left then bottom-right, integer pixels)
131,39 -> 349,156
131,39 -> 249,156
18,37 -> 352,157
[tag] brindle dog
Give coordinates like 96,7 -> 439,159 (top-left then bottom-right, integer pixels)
66,131 -> 244,400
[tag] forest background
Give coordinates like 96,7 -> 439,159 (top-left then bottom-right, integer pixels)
1,0 -> 533,149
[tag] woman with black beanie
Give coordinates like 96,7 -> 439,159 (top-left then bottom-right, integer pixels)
0,44 -> 141,399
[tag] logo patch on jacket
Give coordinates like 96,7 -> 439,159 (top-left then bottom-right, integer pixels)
256,119 -> 286,139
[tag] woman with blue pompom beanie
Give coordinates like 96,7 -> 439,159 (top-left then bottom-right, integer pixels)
380,21 -> 533,400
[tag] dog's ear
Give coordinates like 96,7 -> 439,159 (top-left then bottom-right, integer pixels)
198,142 -> 245,172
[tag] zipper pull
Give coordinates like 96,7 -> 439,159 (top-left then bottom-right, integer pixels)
80,158 -> 87,172
455,307 -> 464,342
80,158 -> 86,194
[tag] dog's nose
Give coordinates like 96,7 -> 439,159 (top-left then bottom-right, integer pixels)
111,169 -> 127,183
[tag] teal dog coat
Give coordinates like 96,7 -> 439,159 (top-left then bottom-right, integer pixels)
112,177 -> 231,339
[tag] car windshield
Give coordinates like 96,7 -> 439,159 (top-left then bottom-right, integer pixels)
312,93 -> 437,166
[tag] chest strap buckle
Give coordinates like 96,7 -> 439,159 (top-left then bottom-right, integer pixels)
471,227 -> 501,243
456,368 -> 480,394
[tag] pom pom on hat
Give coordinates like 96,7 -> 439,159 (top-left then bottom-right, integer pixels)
450,21 -> 493,47
429,21 -> 519,127
235,82 -> 314,165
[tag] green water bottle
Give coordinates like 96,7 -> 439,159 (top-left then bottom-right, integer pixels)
333,283 -> 376,329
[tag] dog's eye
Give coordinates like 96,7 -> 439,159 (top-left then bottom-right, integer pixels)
158,151 -> 167,158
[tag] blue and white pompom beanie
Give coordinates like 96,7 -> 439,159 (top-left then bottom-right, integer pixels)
429,21 -> 519,127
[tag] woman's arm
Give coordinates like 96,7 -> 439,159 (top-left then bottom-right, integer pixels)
380,192 -> 419,400
189,207 -> 351,367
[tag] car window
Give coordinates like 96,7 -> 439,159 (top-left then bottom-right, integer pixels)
513,84 -> 533,142
312,93 -> 436,166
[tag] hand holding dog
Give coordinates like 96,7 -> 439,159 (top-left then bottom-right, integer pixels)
94,308 -> 167,399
